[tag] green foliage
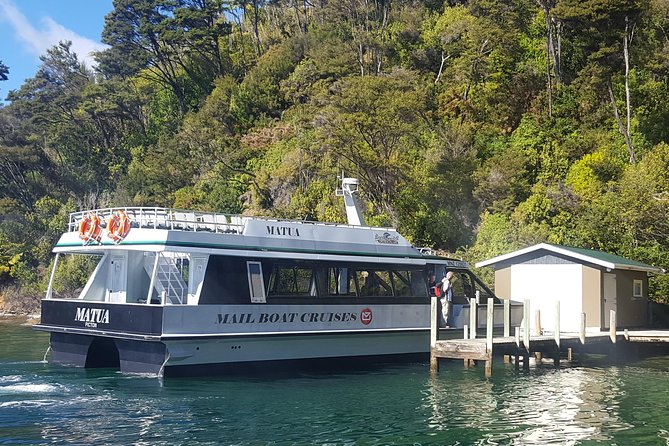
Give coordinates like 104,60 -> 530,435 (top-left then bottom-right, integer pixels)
51,255 -> 98,297
565,151 -> 625,200
0,60 -> 7,84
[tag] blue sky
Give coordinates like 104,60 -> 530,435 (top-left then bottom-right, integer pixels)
0,0 -> 113,102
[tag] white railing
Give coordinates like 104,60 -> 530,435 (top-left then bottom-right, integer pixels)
68,207 -> 246,234
67,207 -> 398,235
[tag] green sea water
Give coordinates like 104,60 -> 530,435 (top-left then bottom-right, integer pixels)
1,316 -> 669,445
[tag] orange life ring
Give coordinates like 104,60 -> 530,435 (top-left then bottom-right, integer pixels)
107,210 -> 131,243
78,213 -> 102,244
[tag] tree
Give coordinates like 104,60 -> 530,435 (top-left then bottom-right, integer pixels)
98,0 -> 232,113
316,71 -> 428,225
0,60 -> 8,83
556,0 -> 648,163
534,0 -> 562,118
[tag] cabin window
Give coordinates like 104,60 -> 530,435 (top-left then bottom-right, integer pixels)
247,261 -> 266,303
391,271 -> 413,297
449,272 -> 474,304
633,279 -> 643,298
268,265 -> 316,297
363,271 -> 393,296
324,267 -> 357,297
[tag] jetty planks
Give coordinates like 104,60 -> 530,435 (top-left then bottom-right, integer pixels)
429,295 -> 669,377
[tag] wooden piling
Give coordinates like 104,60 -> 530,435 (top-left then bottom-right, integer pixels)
464,325 -> 470,368
554,301 -> 561,367
470,294 -> 478,340
523,300 -> 530,352
534,309 -> 542,361
503,299 -> 510,337
485,298 -> 494,377
503,299 -> 511,364
610,310 -> 617,344
609,309 -> 617,362
430,295 -> 438,373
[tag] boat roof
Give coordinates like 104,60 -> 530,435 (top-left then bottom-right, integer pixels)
56,207 -> 469,267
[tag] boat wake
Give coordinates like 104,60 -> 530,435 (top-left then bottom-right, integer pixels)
0,383 -> 62,394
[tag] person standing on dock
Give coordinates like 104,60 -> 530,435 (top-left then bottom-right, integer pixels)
440,271 -> 454,327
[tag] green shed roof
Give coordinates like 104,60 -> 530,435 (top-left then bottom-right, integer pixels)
475,243 -> 664,274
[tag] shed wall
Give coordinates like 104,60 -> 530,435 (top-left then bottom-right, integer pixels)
509,264 -> 582,332
581,265 -> 601,329
494,268 -> 511,300
614,270 -> 648,327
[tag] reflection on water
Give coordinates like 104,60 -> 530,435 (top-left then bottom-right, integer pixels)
2,317 -> 669,445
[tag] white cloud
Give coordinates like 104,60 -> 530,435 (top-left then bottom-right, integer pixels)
0,0 -> 107,67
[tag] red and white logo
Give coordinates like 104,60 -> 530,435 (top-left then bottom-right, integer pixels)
360,308 -> 373,325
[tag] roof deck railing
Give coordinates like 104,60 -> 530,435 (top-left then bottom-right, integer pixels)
68,207 -> 396,235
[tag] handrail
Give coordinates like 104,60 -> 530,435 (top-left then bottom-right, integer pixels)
67,206 -> 398,234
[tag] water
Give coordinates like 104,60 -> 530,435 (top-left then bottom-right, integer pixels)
1,317 -> 669,445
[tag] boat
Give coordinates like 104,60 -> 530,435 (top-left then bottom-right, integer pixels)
33,178 -> 502,376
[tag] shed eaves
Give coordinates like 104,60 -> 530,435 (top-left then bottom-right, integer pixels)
475,243 -> 664,274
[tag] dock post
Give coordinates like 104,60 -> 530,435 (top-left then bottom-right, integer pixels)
514,326 -> 520,370
554,300 -> 560,367
579,313 -> 586,345
609,310 -> 617,362
430,296 -> 439,373
523,300 -> 530,352
577,313 -> 586,363
534,309 -> 542,362
503,299 -> 510,364
485,298 -> 494,377
464,325 -> 470,368
609,310 -> 617,344
470,293 -> 478,340
523,300 -> 531,370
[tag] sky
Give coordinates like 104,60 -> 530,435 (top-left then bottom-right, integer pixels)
0,0 -> 113,102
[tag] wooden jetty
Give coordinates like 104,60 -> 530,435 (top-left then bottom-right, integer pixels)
430,295 -> 669,377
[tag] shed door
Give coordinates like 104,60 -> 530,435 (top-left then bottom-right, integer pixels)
603,273 -> 617,328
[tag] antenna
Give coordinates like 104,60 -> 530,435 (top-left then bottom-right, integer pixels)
336,172 -> 365,226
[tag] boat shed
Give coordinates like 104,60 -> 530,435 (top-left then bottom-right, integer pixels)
475,243 -> 664,332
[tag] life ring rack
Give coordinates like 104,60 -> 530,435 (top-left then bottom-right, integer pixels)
78,212 -> 102,244
107,210 -> 132,243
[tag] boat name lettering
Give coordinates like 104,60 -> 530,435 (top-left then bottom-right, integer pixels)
266,225 -> 301,237
216,311 -> 359,325
74,307 -> 109,328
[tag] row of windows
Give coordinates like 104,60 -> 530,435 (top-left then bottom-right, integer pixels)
208,257 -> 496,304
265,265 -> 426,298
247,261 -> 428,301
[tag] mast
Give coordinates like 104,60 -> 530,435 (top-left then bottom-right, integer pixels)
336,177 -> 365,226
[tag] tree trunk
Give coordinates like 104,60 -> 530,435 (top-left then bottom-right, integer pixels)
544,6 -> 553,119
624,16 -> 634,153
608,81 -> 636,164
435,52 -> 450,84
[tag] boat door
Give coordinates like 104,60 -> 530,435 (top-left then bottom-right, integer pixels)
188,255 -> 209,304
603,273 -> 617,328
107,254 -> 128,303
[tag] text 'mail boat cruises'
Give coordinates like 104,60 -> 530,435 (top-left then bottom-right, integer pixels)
34,178 -> 499,376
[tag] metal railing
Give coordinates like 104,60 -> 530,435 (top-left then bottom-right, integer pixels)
68,207 -> 246,234
67,207 -> 398,235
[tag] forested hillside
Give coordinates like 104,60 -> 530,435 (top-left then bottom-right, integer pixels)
1,0 -> 669,310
